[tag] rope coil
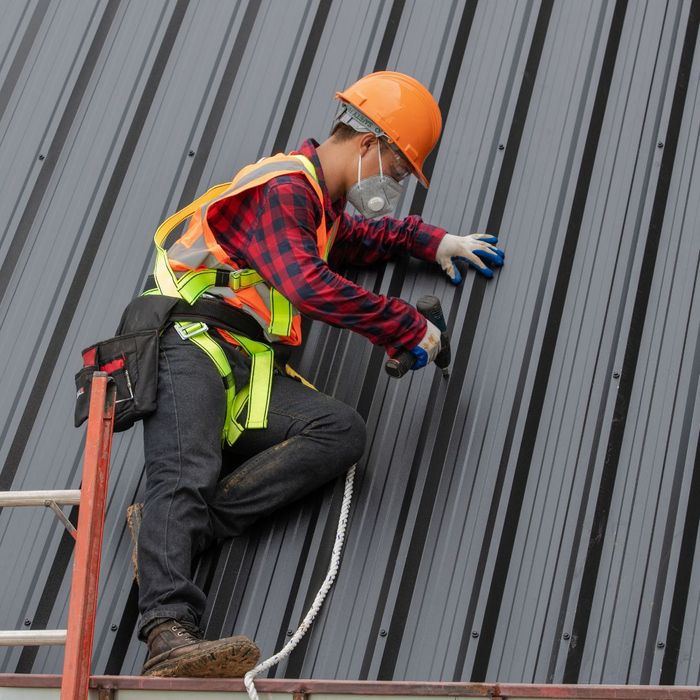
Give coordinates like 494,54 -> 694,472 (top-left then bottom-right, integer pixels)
244,464 -> 356,700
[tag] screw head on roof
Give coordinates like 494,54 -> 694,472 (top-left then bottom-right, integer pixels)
471,630 -> 479,638
287,629 -> 293,636
613,371 -> 620,379
23,619 -> 31,627
379,629 -> 387,637
657,142 -> 664,149
657,641 -> 665,649
563,632 -> 570,640
38,155 -> 45,161
498,144 -> 505,151
188,150 -> 195,157
111,624 -> 118,632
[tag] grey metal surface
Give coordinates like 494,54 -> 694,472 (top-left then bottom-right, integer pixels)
0,0 -> 698,686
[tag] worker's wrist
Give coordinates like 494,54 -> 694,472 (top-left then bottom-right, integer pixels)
384,314 -> 427,359
406,219 -> 448,262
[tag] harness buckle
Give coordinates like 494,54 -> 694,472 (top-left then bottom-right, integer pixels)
175,321 -> 209,340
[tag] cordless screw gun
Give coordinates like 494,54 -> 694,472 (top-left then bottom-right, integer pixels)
385,295 -> 451,378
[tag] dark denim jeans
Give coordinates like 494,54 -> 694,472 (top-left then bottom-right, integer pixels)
136,326 -> 366,639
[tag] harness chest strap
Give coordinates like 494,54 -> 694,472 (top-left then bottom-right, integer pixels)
152,154 -> 330,443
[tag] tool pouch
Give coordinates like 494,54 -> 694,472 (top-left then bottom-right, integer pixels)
74,295 -> 179,431
74,330 -> 159,432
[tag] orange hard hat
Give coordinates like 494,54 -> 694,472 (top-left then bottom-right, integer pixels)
336,71 -> 442,187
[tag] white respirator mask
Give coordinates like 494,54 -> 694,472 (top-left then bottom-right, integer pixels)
346,141 -> 404,218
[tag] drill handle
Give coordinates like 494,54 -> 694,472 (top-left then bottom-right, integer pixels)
385,295 -> 451,378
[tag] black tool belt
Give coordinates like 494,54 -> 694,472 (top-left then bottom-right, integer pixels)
117,294 -> 267,341
74,294 -> 273,433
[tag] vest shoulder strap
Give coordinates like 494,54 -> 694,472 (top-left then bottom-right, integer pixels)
226,153 -> 323,204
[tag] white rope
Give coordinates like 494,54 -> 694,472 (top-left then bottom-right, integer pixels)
244,464 -> 356,700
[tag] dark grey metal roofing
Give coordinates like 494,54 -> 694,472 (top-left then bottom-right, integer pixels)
1,0 -> 699,686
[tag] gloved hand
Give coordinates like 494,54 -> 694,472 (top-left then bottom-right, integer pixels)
435,233 -> 505,283
409,318 -> 442,370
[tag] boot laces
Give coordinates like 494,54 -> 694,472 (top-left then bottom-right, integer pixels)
171,620 -> 203,643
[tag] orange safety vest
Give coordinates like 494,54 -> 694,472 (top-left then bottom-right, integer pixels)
160,153 -> 339,346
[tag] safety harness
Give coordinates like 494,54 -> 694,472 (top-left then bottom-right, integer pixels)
149,153 -> 338,445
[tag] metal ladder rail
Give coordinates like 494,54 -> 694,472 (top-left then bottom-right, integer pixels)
0,372 -> 116,700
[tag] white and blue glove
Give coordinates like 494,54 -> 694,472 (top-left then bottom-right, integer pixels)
435,233 -> 505,283
409,318 -> 442,370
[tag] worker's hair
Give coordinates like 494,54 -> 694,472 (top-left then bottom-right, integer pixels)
330,122 -> 360,140
330,122 -> 389,151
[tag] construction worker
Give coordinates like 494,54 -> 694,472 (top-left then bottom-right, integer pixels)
132,71 -> 504,678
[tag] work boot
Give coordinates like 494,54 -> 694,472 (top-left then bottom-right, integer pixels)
126,502 -> 144,584
142,619 -> 260,678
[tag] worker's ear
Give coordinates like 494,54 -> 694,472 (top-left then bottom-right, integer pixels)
358,132 -> 378,157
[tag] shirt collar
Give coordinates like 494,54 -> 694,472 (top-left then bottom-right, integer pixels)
294,139 -> 346,222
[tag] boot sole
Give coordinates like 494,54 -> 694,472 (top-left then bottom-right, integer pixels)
143,635 -> 260,678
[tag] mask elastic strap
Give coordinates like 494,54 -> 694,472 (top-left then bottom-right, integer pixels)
357,150 -> 363,189
377,140 -> 385,180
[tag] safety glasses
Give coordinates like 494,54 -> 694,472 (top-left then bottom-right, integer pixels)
382,140 -> 413,182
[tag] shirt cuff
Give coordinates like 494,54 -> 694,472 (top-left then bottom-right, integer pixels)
385,311 -> 427,358
411,222 -> 448,263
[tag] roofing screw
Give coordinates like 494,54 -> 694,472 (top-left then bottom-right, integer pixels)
287,629 -> 293,636
111,624 -> 118,632
657,142 -> 664,149
379,629 -> 387,637
657,641 -> 665,649
498,144 -> 505,151
188,150 -> 195,157
471,630 -> 479,639
563,632 -> 570,640
23,619 -> 31,627
613,371 -> 620,379
38,155 -> 45,161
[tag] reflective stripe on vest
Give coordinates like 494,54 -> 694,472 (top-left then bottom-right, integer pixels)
151,153 -> 336,444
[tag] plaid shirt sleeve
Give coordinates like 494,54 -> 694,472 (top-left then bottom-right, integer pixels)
328,212 -> 447,268
210,174 -> 426,357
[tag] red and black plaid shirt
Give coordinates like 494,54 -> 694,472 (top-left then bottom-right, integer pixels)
207,139 -> 446,357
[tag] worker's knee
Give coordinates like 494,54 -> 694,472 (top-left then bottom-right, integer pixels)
325,400 -> 366,468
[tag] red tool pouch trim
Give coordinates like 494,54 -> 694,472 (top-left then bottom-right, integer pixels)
99,356 -> 125,374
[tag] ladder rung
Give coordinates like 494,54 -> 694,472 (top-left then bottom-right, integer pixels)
0,490 -> 81,507
0,629 -> 67,646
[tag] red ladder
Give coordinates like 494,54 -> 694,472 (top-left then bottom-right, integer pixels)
0,372 -> 116,700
